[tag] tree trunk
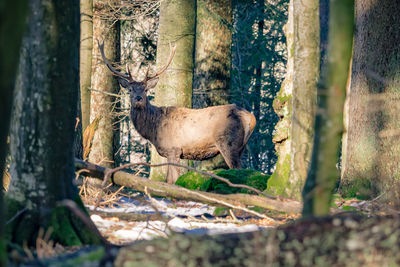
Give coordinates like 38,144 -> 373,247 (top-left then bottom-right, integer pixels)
88,0 -> 120,168
268,0 -> 319,200
191,0 -> 232,171
6,0 -> 101,246
302,0 -> 354,216
267,0 -> 293,197
113,214 -> 400,266
149,0 -> 196,181
340,0 -> 400,203
0,0 -> 28,263
80,0 -> 93,132
34,214 -> 400,266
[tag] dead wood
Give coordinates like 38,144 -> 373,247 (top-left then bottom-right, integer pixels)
88,209 -> 170,222
75,159 -> 302,214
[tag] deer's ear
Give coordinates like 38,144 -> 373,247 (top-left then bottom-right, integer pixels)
117,77 -> 130,88
146,77 -> 159,90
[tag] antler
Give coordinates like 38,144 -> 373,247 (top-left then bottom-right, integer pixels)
97,39 -> 133,81
144,43 -> 176,82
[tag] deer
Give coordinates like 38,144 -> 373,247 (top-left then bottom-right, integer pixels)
98,41 -> 256,184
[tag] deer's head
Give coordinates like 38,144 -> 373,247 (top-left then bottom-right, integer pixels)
98,40 -> 176,109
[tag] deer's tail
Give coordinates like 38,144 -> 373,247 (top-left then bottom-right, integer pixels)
237,109 -> 256,146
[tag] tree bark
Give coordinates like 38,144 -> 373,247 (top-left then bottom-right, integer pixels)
289,0 -> 319,200
192,0 -> 232,170
88,0 -> 120,168
80,0 -> 93,132
75,159 -> 302,214
340,0 -> 400,203
268,0 -> 319,200
0,0 -> 28,263
149,0 -> 196,181
6,0 -> 101,246
302,0 -> 354,216
114,214 -> 400,266
27,214 -> 400,266
268,0 -> 294,197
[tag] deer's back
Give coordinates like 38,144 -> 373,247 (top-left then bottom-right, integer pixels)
154,104 -> 255,159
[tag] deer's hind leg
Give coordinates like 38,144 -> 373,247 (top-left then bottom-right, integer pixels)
215,141 -> 242,169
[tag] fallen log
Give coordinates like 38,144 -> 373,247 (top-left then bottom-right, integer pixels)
74,159 -> 302,214
21,214 -> 400,266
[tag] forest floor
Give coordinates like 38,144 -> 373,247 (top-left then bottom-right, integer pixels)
85,192 -> 296,245
84,190 -> 398,246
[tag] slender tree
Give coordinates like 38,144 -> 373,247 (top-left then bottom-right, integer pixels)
0,0 -> 28,263
6,0 -> 101,246
149,0 -> 196,181
267,0 -> 319,200
302,0 -> 354,216
80,0 -> 94,132
88,0 -> 120,168
192,0 -> 232,170
340,0 -> 400,203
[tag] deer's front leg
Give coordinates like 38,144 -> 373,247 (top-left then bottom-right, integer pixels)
166,148 -> 181,184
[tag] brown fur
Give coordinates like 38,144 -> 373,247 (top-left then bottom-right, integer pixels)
128,85 -> 256,183
99,42 -> 256,183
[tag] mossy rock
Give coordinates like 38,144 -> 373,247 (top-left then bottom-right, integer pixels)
176,169 -> 269,194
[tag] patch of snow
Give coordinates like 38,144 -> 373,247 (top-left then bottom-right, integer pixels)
87,194 -> 271,244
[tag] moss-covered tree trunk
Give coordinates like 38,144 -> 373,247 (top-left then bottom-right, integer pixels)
340,0 -> 400,203
6,0 -> 101,247
23,214 -> 400,266
267,0 -> 319,200
113,214 -> 400,266
80,0 -> 93,132
192,0 -> 232,170
88,1 -> 120,169
0,0 -> 28,263
149,0 -> 195,181
268,0 -> 293,197
302,0 -> 354,216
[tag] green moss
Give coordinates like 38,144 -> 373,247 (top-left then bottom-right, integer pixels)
5,195 -> 101,247
176,169 -> 269,194
175,171 -> 209,190
213,207 -> 229,216
4,196 -> 38,245
50,206 -> 84,246
60,247 -> 105,266
339,178 -> 374,200
265,154 -> 291,197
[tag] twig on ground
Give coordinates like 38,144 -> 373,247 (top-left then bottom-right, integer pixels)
6,207 -> 28,225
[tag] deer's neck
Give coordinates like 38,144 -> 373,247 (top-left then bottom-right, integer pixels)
130,101 -> 162,143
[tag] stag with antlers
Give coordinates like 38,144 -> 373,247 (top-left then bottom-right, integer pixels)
98,40 -> 256,183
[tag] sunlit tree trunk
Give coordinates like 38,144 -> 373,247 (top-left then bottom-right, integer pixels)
303,0 -> 354,216
267,0 -> 319,200
80,0 -> 93,132
0,0 -> 28,263
149,0 -> 195,181
6,0 -> 101,246
267,0 -> 293,197
340,0 -> 400,203
192,0 -> 232,170
88,0 -> 120,168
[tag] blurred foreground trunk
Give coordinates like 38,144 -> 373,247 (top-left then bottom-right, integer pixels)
6,0 -> 101,247
302,0 -> 354,216
28,214 -> 400,266
0,0 -> 29,264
